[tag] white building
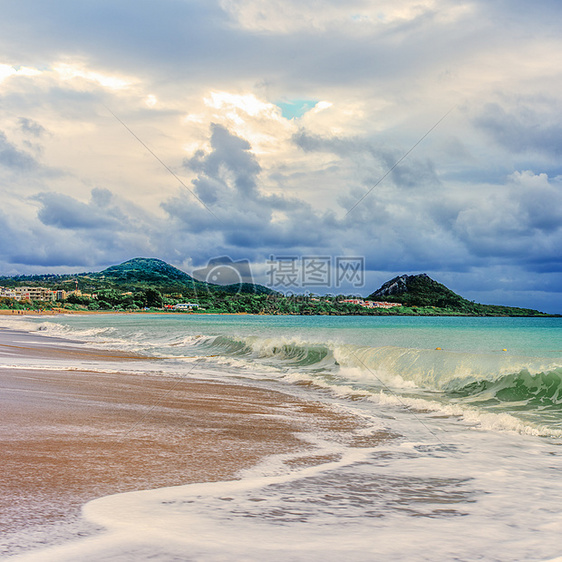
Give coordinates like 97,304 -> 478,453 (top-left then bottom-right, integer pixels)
172,303 -> 200,310
0,286 -> 55,301
341,298 -> 402,309
0,288 -> 17,299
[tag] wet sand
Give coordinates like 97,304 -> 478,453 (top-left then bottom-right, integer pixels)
0,327 -> 363,556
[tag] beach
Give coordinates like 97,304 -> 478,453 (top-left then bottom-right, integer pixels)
0,324 -> 364,558
2,313 -> 562,561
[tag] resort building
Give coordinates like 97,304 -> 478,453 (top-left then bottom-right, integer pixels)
341,298 -> 402,309
172,303 -> 200,310
0,287 -> 56,301
0,288 -> 18,299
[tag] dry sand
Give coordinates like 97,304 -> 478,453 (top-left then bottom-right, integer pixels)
0,327 -> 364,556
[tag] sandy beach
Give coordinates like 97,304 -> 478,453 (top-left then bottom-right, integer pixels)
0,326 -> 362,557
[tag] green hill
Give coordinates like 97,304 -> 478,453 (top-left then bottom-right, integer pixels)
0,257 -> 276,296
91,257 -> 201,291
368,273 -> 546,316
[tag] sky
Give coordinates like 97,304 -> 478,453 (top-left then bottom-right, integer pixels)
1,0 -> 562,312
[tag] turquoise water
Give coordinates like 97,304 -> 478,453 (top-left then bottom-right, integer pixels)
34,312 -> 562,354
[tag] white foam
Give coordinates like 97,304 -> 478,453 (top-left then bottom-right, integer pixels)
11,427 -> 562,562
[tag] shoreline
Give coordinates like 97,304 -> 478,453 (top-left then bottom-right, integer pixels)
0,309 -> 558,318
0,325 -> 368,557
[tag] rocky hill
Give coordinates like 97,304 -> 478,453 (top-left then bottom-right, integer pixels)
368,273 -> 544,315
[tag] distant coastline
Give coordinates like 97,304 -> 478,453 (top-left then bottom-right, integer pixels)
0,258 -> 555,317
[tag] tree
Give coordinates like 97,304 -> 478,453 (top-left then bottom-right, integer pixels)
145,288 -> 163,308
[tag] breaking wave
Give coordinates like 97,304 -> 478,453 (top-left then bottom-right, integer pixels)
193,334 -> 562,434
4,315 -> 562,436
447,368 -> 562,407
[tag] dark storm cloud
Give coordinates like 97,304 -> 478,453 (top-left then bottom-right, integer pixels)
0,208 -> 93,268
161,124 -> 470,276
163,124 -> 562,281
164,124 -> 338,252
0,211 -> 18,261
439,171 -> 562,271
293,128 -> 441,192
34,189 -> 126,230
186,124 -> 261,198
4,188 -> 162,268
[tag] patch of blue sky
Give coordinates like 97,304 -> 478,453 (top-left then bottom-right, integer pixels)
275,99 -> 318,120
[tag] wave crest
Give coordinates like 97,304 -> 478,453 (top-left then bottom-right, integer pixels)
448,368 -> 562,406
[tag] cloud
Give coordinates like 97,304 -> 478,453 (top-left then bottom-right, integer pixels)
34,188 -> 125,230
18,117 -> 46,137
446,171 -> 562,269
0,131 -> 38,170
160,123 -> 562,285
292,128 -> 441,193
0,187 -> 163,268
164,124 -> 334,253
475,102 -> 562,157
186,123 -> 261,198
160,123 -> 472,275
0,0 -> 490,96
220,0 -> 470,34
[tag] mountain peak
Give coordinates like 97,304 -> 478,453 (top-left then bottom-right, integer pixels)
368,273 -> 470,309
98,257 -> 195,284
369,273 -> 432,299
96,257 -> 276,295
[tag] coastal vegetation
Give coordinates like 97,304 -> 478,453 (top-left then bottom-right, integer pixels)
0,258 -> 551,316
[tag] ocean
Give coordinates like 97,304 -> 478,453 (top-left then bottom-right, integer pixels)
3,313 -> 562,561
